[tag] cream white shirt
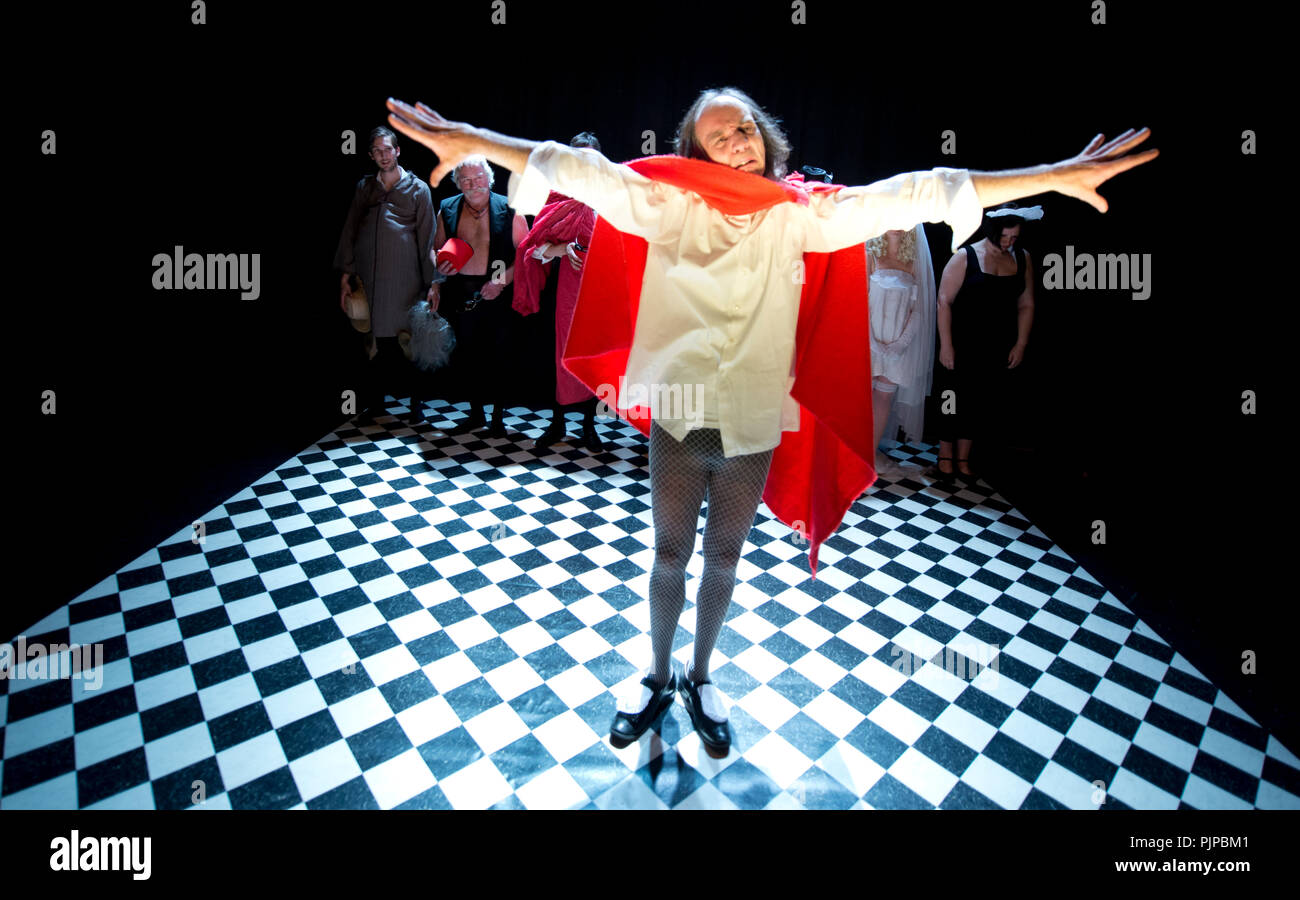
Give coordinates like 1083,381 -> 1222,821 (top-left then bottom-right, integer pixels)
508,141 -> 982,457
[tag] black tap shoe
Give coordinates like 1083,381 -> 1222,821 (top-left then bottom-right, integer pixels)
678,673 -> 732,757
609,670 -> 677,748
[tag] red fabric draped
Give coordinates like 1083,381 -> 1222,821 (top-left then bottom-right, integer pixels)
561,156 -> 876,576
514,191 -> 599,404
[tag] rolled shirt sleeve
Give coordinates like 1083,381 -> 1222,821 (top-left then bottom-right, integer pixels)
800,167 -> 983,254
415,181 -> 437,286
507,141 -> 685,242
333,178 -> 368,274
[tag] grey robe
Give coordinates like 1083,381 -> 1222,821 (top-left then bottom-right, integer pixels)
334,169 -> 436,338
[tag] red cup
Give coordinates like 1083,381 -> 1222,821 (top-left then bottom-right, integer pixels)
437,238 -> 474,271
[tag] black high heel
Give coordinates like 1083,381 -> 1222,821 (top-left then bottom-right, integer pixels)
955,456 -> 975,480
932,455 -> 955,481
455,409 -> 487,434
534,423 -> 569,449
581,422 -> 607,453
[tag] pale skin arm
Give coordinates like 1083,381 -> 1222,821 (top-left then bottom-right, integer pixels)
433,211 -> 462,277
428,214 -> 448,312
511,213 -> 528,277
937,250 -> 966,370
969,130 -> 1158,213
1009,252 -> 1034,368
387,99 -> 1157,221
535,241 -> 585,271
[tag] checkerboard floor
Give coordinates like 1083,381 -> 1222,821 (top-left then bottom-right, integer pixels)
4,396 -> 1298,810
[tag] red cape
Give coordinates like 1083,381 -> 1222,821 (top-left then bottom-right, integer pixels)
561,156 -> 876,576
513,191 -> 596,404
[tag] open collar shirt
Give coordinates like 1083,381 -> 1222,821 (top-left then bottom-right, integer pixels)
508,142 -> 982,457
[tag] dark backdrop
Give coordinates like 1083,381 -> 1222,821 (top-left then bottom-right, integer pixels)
16,2 -> 1290,749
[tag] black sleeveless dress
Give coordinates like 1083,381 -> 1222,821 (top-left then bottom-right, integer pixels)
932,244 -> 1025,442
514,257 -> 561,409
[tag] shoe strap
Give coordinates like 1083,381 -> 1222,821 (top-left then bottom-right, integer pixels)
688,680 -> 729,723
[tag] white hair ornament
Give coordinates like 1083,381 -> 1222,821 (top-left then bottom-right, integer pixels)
985,205 -> 1044,220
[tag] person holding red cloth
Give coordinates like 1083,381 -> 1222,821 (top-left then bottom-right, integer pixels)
386,91 -> 1157,757
513,132 -> 607,452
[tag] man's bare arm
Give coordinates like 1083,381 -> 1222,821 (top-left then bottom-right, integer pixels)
970,129 -> 1158,213
388,100 -> 536,187
390,97 -> 1157,217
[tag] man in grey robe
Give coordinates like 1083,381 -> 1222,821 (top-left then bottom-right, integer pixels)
335,126 -> 437,424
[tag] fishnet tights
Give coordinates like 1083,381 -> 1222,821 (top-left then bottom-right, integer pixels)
647,422 -> 773,685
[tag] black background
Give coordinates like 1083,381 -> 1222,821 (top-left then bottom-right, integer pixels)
16,2 -> 1291,752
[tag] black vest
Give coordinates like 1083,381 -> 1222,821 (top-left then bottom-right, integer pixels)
439,191 -> 517,280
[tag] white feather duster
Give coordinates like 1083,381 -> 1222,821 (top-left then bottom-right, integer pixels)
407,300 -> 456,372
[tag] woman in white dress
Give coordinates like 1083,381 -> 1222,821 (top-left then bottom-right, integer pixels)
866,225 -> 936,479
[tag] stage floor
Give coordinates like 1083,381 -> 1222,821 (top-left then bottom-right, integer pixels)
3,398 -> 1297,809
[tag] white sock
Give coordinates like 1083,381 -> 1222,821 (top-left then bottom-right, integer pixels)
616,669 -> 668,715
694,682 -> 729,723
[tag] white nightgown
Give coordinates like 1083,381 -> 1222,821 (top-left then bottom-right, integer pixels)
869,266 -> 920,385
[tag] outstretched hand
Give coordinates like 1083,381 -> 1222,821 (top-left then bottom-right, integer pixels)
1052,129 -> 1159,213
386,99 -> 476,188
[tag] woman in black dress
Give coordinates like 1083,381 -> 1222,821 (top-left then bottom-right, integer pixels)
932,204 -> 1039,480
